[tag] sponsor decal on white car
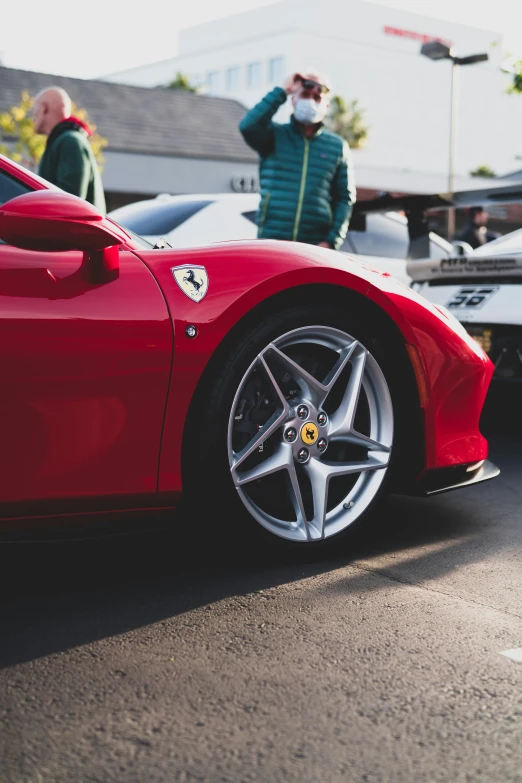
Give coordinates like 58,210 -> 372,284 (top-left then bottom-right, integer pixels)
446,286 -> 499,310
409,255 -> 522,282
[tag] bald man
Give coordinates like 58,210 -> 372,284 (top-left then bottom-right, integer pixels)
34,87 -> 106,213
239,70 -> 356,249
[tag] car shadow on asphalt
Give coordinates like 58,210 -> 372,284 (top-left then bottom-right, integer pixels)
0,385 -> 520,669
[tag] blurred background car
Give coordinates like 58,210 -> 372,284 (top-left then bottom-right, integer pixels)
409,226 -> 522,381
109,193 -> 453,286
352,183 -> 522,382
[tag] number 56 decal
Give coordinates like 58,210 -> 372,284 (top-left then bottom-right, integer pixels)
446,287 -> 498,309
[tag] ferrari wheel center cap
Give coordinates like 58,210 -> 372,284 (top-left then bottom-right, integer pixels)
300,422 -> 319,445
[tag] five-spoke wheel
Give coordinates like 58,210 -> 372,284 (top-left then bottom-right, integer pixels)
228,325 -> 393,543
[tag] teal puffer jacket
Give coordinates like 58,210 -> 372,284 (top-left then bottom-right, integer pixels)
239,87 -> 356,250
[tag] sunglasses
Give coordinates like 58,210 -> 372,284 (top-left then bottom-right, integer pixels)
299,79 -> 330,95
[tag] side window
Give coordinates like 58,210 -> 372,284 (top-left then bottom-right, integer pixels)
0,169 -> 32,208
0,169 -> 33,245
346,214 -> 409,259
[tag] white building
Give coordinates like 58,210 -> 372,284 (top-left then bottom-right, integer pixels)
103,0 -> 522,195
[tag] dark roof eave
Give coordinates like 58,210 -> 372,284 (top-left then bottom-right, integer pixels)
104,147 -> 257,163
0,65 -> 254,162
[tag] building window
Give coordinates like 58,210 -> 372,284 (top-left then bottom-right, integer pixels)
190,73 -> 205,90
246,62 -> 261,88
206,71 -> 220,93
268,57 -> 284,85
226,66 -> 241,92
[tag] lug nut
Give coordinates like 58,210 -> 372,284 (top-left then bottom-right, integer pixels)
297,448 -> 309,463
317,412 -> 328,426
284,427 -> 297,442
317,438 -> 328,453
297,405 -> 309,420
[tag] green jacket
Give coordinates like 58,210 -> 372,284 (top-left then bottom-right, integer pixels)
239,87 -> 356,250
38,120 -> 106,214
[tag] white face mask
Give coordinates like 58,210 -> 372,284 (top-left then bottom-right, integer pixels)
293,97 -> 327,125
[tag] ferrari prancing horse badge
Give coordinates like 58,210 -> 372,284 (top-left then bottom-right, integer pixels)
171,265 -> 209,303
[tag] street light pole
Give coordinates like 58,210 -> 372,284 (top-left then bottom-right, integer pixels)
448,58 -> 459,240
420,42 -> 489,243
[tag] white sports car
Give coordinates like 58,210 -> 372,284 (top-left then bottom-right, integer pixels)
109,193 -> 453,286
354,183 -> 522,382
409,228 -> 522,380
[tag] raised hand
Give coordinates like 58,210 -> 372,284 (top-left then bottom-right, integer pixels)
283,73 -> 304,95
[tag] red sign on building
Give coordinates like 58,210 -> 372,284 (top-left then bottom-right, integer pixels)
384,26 -> 452,48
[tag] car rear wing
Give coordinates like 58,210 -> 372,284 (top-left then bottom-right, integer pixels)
407,254 -> 522,283
350,183 -> 522,260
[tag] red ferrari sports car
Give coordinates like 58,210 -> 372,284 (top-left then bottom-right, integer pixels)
0,155 -> 498,547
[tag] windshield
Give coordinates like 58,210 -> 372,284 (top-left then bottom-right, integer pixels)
109,199 -> 213,236
344,212 -> 451,260
118,224 -> 154,249
472,227 -> 522,256
345,213 -> 408,258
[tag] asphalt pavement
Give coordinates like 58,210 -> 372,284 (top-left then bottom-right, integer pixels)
1,385 -> 521,783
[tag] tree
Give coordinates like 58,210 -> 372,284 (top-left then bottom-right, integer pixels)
0,91 -> 44,169
500,52 -> 522,93
167,72 -> 199,92
0,90 -> 108,171
324,96 -> 369,149
507,61 -> 522,93
470,164 -> 496,178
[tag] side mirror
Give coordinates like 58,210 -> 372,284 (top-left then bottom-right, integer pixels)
451,240 -> 473,257
0,190 -> 132,282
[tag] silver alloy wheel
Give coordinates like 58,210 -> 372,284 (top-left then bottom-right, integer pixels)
227,325 -> 394,543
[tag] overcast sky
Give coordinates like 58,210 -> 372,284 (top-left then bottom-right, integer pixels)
1,0 -> 521,80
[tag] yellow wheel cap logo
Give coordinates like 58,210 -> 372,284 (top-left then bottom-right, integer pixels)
300,422 -> 318,445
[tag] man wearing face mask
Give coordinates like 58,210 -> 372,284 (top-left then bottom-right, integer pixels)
239,71 -> 356,249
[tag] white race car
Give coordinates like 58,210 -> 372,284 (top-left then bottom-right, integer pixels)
409,228 -> 522,380
109,193 -> 453,286
355,184 -> 522,382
